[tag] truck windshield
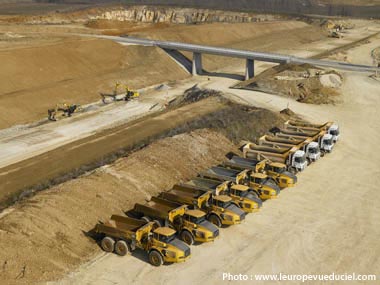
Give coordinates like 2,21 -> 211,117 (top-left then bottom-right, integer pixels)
219,201 -> 231,208
330,129 -> 339,136
309,147 -> 319,154
323,139 -> 333,145
190,215 -> 206,224
294,156 -> 306,163
159,233 -> 176,243
273,166 -> 286,173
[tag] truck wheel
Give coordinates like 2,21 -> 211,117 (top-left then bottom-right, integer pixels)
141,216 -> 151,222
101,237 -> 115,253
149,250 -> 164,267
180,230 -> 194,246
115,240 -> 129,256
208,214 -> 222,228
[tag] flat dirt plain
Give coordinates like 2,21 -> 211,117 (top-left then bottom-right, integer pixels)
0,4 -> 380,285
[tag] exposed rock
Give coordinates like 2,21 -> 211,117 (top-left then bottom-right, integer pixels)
92,6 -> 277,24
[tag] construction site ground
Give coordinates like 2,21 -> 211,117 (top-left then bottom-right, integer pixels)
0,12 -> 380,285
56,29 -> 380,285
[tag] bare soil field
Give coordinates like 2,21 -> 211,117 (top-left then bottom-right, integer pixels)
0,37 -> 188,129
0,19 -> 327,129
234,64 -> 343,104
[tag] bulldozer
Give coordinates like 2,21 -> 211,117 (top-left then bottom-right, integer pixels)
100,82 -> 140,104
48,103 -> 82,121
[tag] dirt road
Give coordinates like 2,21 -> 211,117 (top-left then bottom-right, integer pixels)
57,29 -> 380,285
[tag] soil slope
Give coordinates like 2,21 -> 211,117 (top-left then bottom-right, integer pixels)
0,129 -> 236,284
0,38 -> 189,129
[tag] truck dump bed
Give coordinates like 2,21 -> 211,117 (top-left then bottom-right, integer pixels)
187,177 -> 222,191
245,143 -> 294,155
201,166 -> 240,182
160,183 -> 211,208
134,197 -> 186,220
224,155 -> 264,171
261,135 -> 305,145
279,128 -> 321,138
95,215 -> 150,239
286,120 -> 333,130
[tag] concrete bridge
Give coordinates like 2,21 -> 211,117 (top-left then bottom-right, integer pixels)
89,35 -> 380,80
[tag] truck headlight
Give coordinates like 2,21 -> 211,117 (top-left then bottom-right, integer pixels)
253,204 -> 258,209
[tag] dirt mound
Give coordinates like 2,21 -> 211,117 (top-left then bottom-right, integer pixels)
0,38 -> 189,130
169,85 -> 222,106
0,129 -> 236,284
235,64 -> 342,104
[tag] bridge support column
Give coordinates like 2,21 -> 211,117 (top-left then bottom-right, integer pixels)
192,52 -> 202,75
245,59 -> 255,80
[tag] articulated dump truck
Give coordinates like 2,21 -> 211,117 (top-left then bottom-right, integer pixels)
222,155 -> 297,189
259,135 -> 321,162
130,197 -> 217,245
276,127 -> 334,153
285,120 -> 340,142
243,142 -> 308,173
94,215 -> 190,266
160,183 -> 245,228
187,177 -> 262,213
200,166 -> 280,200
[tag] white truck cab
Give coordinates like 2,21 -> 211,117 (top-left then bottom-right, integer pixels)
292,150 -> 308,172
328,124 -> 340,142
305,141 -> 321,162
320,134 -> 334,153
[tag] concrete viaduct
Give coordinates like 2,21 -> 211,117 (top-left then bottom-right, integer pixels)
88,35 -> 380,80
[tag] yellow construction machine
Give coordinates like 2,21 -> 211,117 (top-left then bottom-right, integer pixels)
95,215 -> 191,266
47,103 -> 82,121
100,82 -> 140,104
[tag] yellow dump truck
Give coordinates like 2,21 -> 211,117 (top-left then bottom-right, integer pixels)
200,166 -> 280,200
259,134 -> 321,162
185,177 -> 262,213
284,120 -> 340,142
94,215 -> 190,266
160,184 -> 245,228
243,142 -> 308,173
130,197 -> 217,245
222,154 -> 297,189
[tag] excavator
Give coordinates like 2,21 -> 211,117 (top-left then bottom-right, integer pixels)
48,103 -> 81,121
100,82 -> 140,104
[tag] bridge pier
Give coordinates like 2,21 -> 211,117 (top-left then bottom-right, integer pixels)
192,52 -> 202,75
245,59 -> 255,80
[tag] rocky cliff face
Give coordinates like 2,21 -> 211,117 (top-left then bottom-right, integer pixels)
92,6 -> 278,24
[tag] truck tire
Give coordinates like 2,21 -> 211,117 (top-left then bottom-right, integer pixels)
208,214 -> 222,228
101,237 -> 115,253
141,216 -> 151,223
115,240 -> 129,256
180,230 -> 194,245
149,250 -> 164,267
